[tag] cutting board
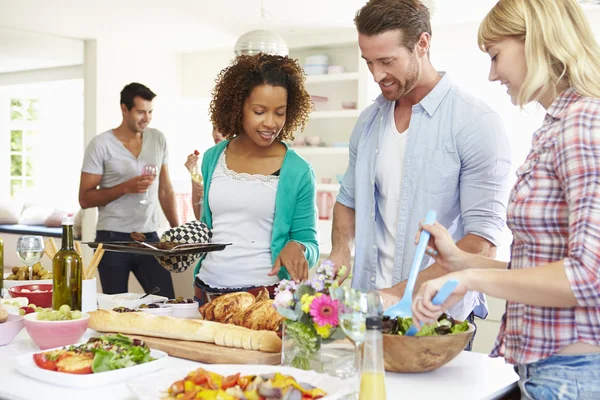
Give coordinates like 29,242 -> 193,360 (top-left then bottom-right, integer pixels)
119,333 -> 282,365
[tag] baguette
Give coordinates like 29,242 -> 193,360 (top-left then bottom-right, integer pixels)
88,310 -> 281,353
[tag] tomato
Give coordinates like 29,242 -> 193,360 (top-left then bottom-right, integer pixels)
191,371 -> 209,385
221,373 -> 240,390
33,353 -> 57,371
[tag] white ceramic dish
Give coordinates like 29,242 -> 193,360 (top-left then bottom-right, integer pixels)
128,365 -> 353,400
136,306 -> 173,317
2,274 -> 52,290
97,293 -> 168,310
16,345 -> 168,388
162,301 -> 199,319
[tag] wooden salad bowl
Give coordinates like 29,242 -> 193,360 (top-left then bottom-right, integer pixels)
382,322 -> 475,373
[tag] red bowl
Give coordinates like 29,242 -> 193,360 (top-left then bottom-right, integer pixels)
23,312 -> 89,350
8,284 -> 53,308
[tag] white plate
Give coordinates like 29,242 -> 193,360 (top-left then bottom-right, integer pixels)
128,365 -> 353,400
2,274 -> 53,290
15,345 -> 168,388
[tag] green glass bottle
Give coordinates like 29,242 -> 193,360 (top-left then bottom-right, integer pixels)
52,215 -> 82,311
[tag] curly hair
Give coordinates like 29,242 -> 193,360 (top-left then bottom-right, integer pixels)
209,53 -> 312,142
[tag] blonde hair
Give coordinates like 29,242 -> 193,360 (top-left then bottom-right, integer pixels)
478,0 -> 600,105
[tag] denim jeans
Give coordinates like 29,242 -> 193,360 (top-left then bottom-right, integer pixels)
517,353 -> 600,399
95,230 -> 175,299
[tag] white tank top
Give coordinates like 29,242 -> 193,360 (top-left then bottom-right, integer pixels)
198,151 -> 280,288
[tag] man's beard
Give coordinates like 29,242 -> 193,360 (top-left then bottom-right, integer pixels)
382,55 -> 420,101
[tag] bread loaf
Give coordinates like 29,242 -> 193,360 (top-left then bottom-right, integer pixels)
88,310 -> 281,353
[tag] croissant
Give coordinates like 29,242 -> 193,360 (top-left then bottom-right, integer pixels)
230,300 -> 284,332
198,292 -> 255,323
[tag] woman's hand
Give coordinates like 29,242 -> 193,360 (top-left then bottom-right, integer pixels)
269,241 -> 308,282
411,272 -> 469,330
416,221 -> 466,272
184,153 -> 200,174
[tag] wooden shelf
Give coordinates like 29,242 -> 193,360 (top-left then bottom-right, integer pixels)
305,72 -> 359,84
310,110 -> 360,119
292,146 -> 349,155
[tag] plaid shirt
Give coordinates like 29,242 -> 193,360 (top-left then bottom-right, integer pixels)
491,89 -> 600,365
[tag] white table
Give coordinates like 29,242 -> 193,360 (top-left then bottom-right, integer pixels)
0,330 -> 518,400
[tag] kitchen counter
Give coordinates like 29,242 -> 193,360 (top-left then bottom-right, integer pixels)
0,330 -> 518,400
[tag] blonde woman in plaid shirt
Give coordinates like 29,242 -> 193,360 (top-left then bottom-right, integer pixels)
410,0 -> 600,398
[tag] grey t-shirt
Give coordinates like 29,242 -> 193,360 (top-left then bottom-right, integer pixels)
81,128 -> 168,233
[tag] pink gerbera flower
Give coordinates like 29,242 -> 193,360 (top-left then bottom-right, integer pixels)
309,295 -> 339,327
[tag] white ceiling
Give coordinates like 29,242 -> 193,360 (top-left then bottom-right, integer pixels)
0,0 -> 598,74
0,0 -> 500,52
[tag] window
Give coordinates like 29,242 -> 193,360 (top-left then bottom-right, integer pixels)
9,98 -> 40,198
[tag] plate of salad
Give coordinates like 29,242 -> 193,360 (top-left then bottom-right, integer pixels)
16,334 -> 168,388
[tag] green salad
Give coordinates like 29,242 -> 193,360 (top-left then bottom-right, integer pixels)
382,313 -> 469,336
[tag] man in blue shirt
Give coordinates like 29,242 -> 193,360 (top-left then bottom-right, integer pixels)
329,0 -> 512,349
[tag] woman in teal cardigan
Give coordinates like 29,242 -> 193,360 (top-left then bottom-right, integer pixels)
190,53 -> 319,304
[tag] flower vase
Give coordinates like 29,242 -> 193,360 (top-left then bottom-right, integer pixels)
282,321 -> 323,372
282,321 -> 356,379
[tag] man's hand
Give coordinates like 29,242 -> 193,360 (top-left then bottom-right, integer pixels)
269,241 -> 308,282
122,175 -> 154,194
378,287 -> 401,311
327,249 -> 351,284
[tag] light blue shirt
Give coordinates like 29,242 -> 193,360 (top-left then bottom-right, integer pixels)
337,74 -> 512,320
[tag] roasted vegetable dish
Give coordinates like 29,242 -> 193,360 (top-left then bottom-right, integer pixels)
382,313 -> 469,336
163,368 -> 327,400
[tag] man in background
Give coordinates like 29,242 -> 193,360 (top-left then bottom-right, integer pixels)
79,82 -> 179,298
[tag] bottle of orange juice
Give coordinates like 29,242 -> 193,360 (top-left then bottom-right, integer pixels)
359,316 -> 387,399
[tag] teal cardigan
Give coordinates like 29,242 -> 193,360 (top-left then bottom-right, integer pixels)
193,140 -> 319,280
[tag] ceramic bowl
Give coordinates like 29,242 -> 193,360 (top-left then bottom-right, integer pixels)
8,284 -> 53,308
0,314 -> 25,346
23,312 -> 90,350
163,299 -> 200,319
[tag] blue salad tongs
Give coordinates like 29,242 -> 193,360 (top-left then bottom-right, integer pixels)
383,210 -> 437,319
404,279 -> 459,336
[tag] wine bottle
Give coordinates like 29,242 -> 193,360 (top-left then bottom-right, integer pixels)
52,215 -> 82,311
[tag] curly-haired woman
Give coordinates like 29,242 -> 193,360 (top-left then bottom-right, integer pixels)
187,53 -> 318,305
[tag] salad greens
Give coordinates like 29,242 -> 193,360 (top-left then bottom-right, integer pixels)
382,313 -> 470,336
68,333 -> 154,373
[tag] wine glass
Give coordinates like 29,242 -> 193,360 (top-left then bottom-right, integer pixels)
16,236 -> 45,281
336,287 -> 383,398
139,164 -> 158,205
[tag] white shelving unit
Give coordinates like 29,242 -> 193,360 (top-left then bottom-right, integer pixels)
310,110 -> 361,119
287,40 -> 379,256
315,183 -> 341,192
293,147 -> 349,156
305,72 -> 359,84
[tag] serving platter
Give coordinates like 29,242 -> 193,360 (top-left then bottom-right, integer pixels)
128,365 -> 354,400
16,346 -> 169,388
84,241 -> 230,257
